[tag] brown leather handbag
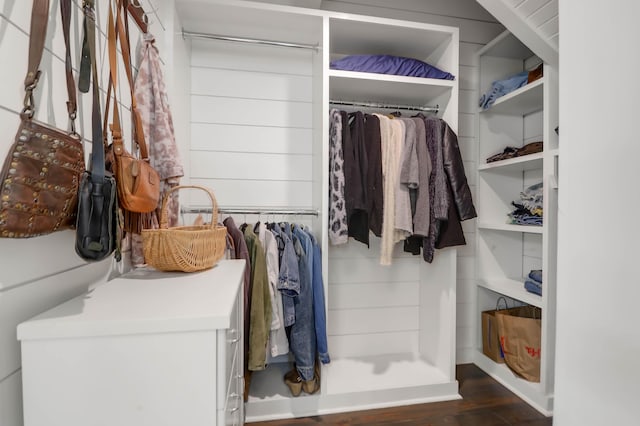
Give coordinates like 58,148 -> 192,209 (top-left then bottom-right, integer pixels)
0,0 -> 85,238
104,0 -> 160,227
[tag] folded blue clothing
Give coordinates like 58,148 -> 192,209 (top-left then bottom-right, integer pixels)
508,213 -> 543,226
524,279 -> 542,296
479,71 -> 529,110
528,269 -> 543,284
330,54 -> 455,80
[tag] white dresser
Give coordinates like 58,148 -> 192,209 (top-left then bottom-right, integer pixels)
17,259 -> 245,426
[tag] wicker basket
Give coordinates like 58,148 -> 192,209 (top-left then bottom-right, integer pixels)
142,185 -> 227,272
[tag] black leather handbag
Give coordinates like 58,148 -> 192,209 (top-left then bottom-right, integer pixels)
75,1 -> 120,262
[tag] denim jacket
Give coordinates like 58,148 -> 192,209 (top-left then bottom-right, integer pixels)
290,226 -> 317,381
270,224 -> 300,327
305,228 -> 330,364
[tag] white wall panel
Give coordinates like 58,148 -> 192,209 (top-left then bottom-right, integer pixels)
460,43 -> 482,67
328,307 -> 419,336
528,0 -> 558,27
459,65 -> 478,91
190,151 -> 312,181
190,123 -> 312,154
458,112 -> 475,138
457,279 -> 476,304
524,109 -> 544,142
188,178 -> 313,209
328,282 -> 419,310
0,21 -> 29,115
538,16 -> 559,38
191,68 -> 312,102
456,256 -> 475,281
459,90 -> 477,114
458,137 -> 477,162
329,331 -> 419,358
0,261 -> 112,384
0,370 -> 22,426
191,96 -> 312,128
456,231 -> 476,257
190,40 -> 313,76
328,257 -> 420,284
516,0 -> 551,17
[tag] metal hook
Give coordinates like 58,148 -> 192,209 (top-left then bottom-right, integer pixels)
141,0 -> 165,31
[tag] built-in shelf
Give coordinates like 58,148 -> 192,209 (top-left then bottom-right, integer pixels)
478,29 -> 534,60
478,152 -> 543,173
329,69 -> 455,106
324,354 -> 450,395
476,29 -> 556,416
480,78 -> 544,116
472,350 -> 550,416
478,278 -> 544,308
478,223 -> 543,234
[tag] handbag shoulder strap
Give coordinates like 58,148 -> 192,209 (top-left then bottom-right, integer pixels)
81,0 -> 105,183
23,0 -> 77,130
105,0 -> 151,161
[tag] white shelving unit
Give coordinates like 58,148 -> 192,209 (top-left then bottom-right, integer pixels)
172,0 -> 461,421
474,30 -> 559,415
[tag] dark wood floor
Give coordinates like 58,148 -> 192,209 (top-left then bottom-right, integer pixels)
248,364 -> 552,426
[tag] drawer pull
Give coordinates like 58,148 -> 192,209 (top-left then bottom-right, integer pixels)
229,407 -> 240,414
229,392 -> 240,399
228,329 -> 240,343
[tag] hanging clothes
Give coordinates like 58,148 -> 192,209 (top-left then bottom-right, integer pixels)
223,216 -> 253,400
305,228 -> 330,364
420,117 -> 477,259
395,118 -> 414,239
408,117 -> 431,237
364,114 -> 383,237
256,222 -> 289,358
328,109 -> 348,245
345,111 -> 369,246
289,224 -> 317,382
270,224 -> 299,328
131,33 -> 184,266
332,108 -> 476,264
376,114 -> 405,265
435,122 -> 478,249
243,225 -> 272,372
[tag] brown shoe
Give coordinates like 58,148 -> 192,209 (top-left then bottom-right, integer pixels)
516,141 -> 543,157
527,63 -> 543,83
302,376 -> 320,394
284,368 -> 303,397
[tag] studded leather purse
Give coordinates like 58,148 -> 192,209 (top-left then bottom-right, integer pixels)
0,0 -> 85,238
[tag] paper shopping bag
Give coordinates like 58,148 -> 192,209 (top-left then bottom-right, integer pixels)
496,305 -> 542,382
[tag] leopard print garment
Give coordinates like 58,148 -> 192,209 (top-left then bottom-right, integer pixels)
329,109 -> 348,245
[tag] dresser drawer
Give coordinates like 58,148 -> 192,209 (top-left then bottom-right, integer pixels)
217,290 -> 242,409
223,352 -> 243,426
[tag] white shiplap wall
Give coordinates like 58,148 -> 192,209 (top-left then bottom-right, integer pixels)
188,40 -> 316,211
0,2 -> 165,425
505,0 -> 558,49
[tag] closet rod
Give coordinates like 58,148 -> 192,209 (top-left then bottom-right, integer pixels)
181,206 -> 319,217
330,99 -> 439,113
181,29 -> 319,51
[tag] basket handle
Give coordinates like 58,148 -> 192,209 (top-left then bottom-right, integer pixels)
160,185 -> 218,230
